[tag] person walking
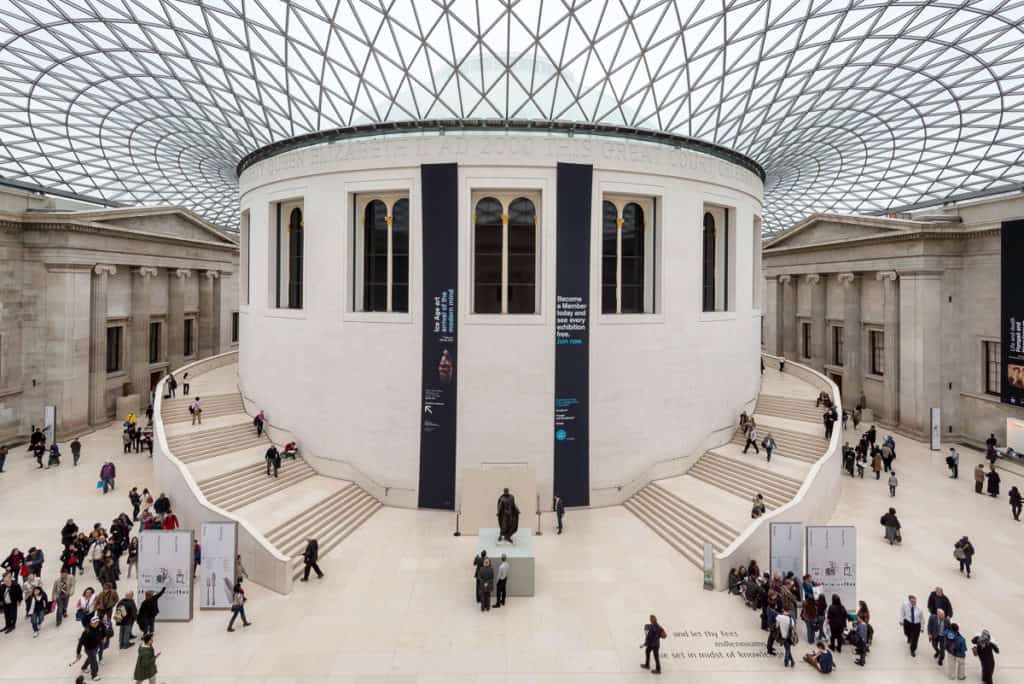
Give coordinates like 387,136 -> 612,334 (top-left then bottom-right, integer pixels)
26,585 -> 48,637
971,630 -> 999,684
493,554 -> 509,608
641,615 -> 665,674
1,572 -> 23,632
763,432 -> 777,463
554,494 -> 565,534
871,449 -> 883,480
129,488 -> 141,521
946,623 -> 967,680
823,409 -> 835,439
954,537 -> 975,578
743,426 -> 760,454
52,570 -> 75,627
888,470 -> 898,497
265,445 -> 280,478
974,463 -> 986,494
189,396 -> 202,424
881,507 -> 901,545
115,591 -> 137,649
133,633 -> 160,684
182,372 -> 190,395
72,615 -> 104,681
1010,486 -> 1022,521
126,538 -> 138,579
947,447 -> 959,478
227,578 -> 252,631
167,373 -> 177,398
985,466 -> 1001,498
929,608 -> 950,665
927,586 -> 953,618
253,410 -> 265,437
900,595 -> 924,657
826,594 -> 848,653
70,437 -> 82,466
300,539 -> 323,581
136,587 -> 165,635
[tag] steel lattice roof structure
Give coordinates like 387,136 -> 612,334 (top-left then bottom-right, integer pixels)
1,1 -> 1023,233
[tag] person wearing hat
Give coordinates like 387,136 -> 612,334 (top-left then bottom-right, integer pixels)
71,614 -> 104,681
971,629 -> 999,684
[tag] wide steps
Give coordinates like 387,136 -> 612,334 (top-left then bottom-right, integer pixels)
167,422 -> 269,463
162,393 -> 244,423
754,394 -> 827,422
730,426 -> 824,464
688,455 -> 793,509
703,451 -> 802,497
205,460 -> 317,510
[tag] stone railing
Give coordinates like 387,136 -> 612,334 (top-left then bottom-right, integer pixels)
152,351 -> 294,594
711,353 -> 843,589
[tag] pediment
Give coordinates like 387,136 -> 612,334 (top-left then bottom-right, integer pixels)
765,214 -> 913,250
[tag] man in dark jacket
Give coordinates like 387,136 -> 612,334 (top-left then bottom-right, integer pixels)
70,437 -> 82,466
153,493 -> 170,516
642,615 -> 665,674
114,591 -> 138,648
927,587 -> 953,618
136,587 -> 165,635
301,539 -> 323,581
61,519 -> 79,547
265,445 -> 281,478
74,615 -> 104,679
1,573 -> 23,632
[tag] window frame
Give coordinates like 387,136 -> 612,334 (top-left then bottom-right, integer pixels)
105,325 -> 124,374
752,215 -> 763,311
831,324 -> 845,367
148,320 -> 163,365
352,191 -> 411,314
601,193 -> 658,315
801,321 -> 811,359
268,198 -> 305,310
231,311 -> 240,344
184,316 -> 196,358
469,189 -> 542,316
700,201 -> 737,314
869,329 -> 885,376
240,208 -> 250,306
984,340 -> 1001,396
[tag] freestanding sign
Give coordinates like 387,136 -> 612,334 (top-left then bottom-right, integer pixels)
770,522 -> 804,579
553,162 -> 593,507
805,525 -> 856,610
199,522 -> 237,610
417,163 -> 459,510
137,530 -> 194,621
930,407 -> 941,450
43,405 -> 56,445
1001,219 -> 1024,406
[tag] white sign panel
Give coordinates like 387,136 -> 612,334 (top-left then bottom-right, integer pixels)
137,530 -> 194,621
43,405 -> 56,445
199,522 -> 237,610
805,526 -> 856,610
770,522 -> 803,579
1007,418 -> 1024,453
930,407 -> 941,450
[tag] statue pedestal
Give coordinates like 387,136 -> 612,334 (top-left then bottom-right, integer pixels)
478,527 -> 535,597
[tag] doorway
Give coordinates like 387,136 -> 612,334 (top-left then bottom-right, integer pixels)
829,372 -> 843,401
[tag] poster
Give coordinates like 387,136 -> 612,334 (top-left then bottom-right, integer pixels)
553,163 -> 593,506
43,405 -> 56,445
1007,418 -> 1024,453
770,522 -> 803,579
199,522 -> 237,610
417,163 -> 459,509
930,408 -> 941,450
1002,219 -> 1024,405
805,525 -> 856,610
137,530 -> 194,621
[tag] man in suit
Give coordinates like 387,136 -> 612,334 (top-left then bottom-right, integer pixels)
1,572 -> 23,632
301,539 -> 323,581
899,594 -> 924,656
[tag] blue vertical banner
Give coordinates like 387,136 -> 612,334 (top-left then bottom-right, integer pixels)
418,163 -> 459,510
1002,220 -> 1024,406
554,162 -> 593,506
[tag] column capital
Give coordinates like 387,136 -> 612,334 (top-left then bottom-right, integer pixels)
876,271 -> 899,282
134,266 -> 159,279
804,274 -> 822,285
778,274 -> 793,284
93,264 -> 117,276
836,272 -> 859,285
203,270 -> 220,280
174,268 -> 193,279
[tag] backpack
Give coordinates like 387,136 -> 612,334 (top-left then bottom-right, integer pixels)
945,631 -> 957,654
114,604 -> 126,624
818,651 -> 834,673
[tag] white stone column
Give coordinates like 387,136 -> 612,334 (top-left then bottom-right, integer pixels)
780,274 -> 797,359
763,276 -> 783,355
89,265 -> 116,425
168,269 -> 191,371
44,264 -> 93,433
877,271 -> 900,424
806,274 -> 826,372
899,271 -> 943,437
837,272 -> 863,406
130,266 -> 159,399
198,270 -> 220,358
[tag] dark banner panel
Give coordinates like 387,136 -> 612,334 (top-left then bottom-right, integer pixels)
553,162 -> 593,507
1002,219 -> 1024,406
418,163 -> 459,509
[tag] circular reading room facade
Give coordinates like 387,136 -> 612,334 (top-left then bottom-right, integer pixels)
236,123 -> 765,511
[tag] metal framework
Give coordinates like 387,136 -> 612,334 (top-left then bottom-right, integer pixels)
0,1 -> 1022,233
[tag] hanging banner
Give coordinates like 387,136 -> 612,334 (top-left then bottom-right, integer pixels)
199,522 -> 237,610
1002,219 -> 1024,406
770,522 -> 803,579
553,162 -> 593,507
805,525 -> 856,610
137,530 -> 194,621
417,163 -> 459,510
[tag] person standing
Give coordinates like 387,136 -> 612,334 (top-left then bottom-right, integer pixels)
70,438 -> 82,467
954,537 -> 975,578
72,615 -> 104,681
554,494 -> 565,534
881,508 -> 901,545
129,488 -> 141,521
126,538 -> 139,579
900,595 -> 924,657
974,463 -> 986,494
133,633 -> 160,684
947,447 -> 959,478
227,578 -> 251,631
763,432 -> 777,463
26,585 -> 48,637
1010,486 -> 1022,521
115,591 -> 137,649
493,554 -> 509,608
743,426 -> 760,454
0,444 -> 6,473
301,539 -> 323,581
851,615 -> 869,666
986,466 -> 1001,498
265,445 -> 280,478
2,572 -> 23,632
776,610 -> 796,667
888,470 -> 898,497
800,597 -> 819,645
946,623 -> 967,680
182,372 -> 190,396
477,558 -> 494,612
823,410 -> 835,439
826,594 -> 848,653
136,587 -> 165,635
167,373 -> 177,399
641,615 -> 665,674
189,396 -> 202,425
928,608 -> 950,665
871,449 -> 883,480
52,570 -> 75,627
971,630 -> 999,684
253,410 -> 265,437
985,433 -> 997,453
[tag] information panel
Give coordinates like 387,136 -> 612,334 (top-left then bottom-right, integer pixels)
417,163 -> 459,510
199,522 -> 237,610
553,162 -> 593,507
805,525 -> 856,610
137,530 -> 194,621
770,522 -> 803,579
1002,219 -> 1024,406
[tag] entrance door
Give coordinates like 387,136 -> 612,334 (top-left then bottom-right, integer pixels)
829,372 -> 843,401
150,371 -> 164,392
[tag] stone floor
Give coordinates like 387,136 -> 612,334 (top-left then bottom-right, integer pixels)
0,408 -> 1021,682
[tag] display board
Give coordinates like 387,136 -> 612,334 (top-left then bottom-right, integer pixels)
43,405 -> 56,444
137,530 -> 194,621
199,522 -> 237,610
930,408 -> 941,450
1007,417 -> 1024,453
417,162 -> 459,510
770,522 -> 803,579
805,525 -> 856,609
1001,219 -> 1024,406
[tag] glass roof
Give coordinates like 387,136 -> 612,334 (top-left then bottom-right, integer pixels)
0,1 -> 1022,233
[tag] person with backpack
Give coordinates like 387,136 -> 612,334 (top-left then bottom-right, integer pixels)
226,578 -> 251,631
189,396 -> 202,424
954,537 -> 975,578
115,591 -> 137,649
880,508 -> 901,545
776,610 -> 797,666
641,614 -> 666,674
945,623 -> 968,680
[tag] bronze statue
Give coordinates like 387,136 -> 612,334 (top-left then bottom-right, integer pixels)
496,487 -> 520,543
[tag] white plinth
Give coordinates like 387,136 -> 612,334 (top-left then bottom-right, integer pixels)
478,527 -> 535,597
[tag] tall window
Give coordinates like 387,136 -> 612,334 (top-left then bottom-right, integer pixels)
184,318 -> 195,357
287,207 -> 303,308
752,215 -> 763,309
602,196 -> 655,314
106,326 -> 123,373
984,341 -> 1001,396
473,193 -> 538,314
355,194 -> 409,313
148,321 -> 162,364
870,330 -> 885,375
801,322 -> 811,359
271,200 -> 304,309
240,209 -> 250,305
231,312 -> 240,343
702,203 -> 733,312
832,325 -> 844,366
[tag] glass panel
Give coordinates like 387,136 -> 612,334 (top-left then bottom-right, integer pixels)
621,202 -> 645,313
601,201 -> 618,313
474,285 -> 501,314
474,197 -> 502,314
392,285 -> 408,314
288,207 -> 303,309
363,200 -> 388,312
507,285 -> 535,314
702,211 -> 716,312
392,198 -> 409,312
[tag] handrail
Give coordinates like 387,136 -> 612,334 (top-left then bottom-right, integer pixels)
152,351 -> 294,594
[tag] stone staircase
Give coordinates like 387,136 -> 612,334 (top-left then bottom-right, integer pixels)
729,425 -> 826,464
689,451 -> 802,509
753,394 -> 826,422
166,421 -> 269,464
624,482 -> 739,567
262,485 -> 382,581
198,458 -> 317,510
162,392 -> 244,424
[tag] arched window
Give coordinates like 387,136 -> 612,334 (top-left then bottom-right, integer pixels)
601,200 -> 618,314
354,194 -> 410,313
702,204 -> 732,312
270,199 -> 304,310
391,198 -> 410,313
474,196 -> 503,314
363,199 -> 388,312
287,207 -> 304,309
620,202 -> 645,314
507,197 -> 536,314
702,211 -> 716,312
602,195 -> 656,314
